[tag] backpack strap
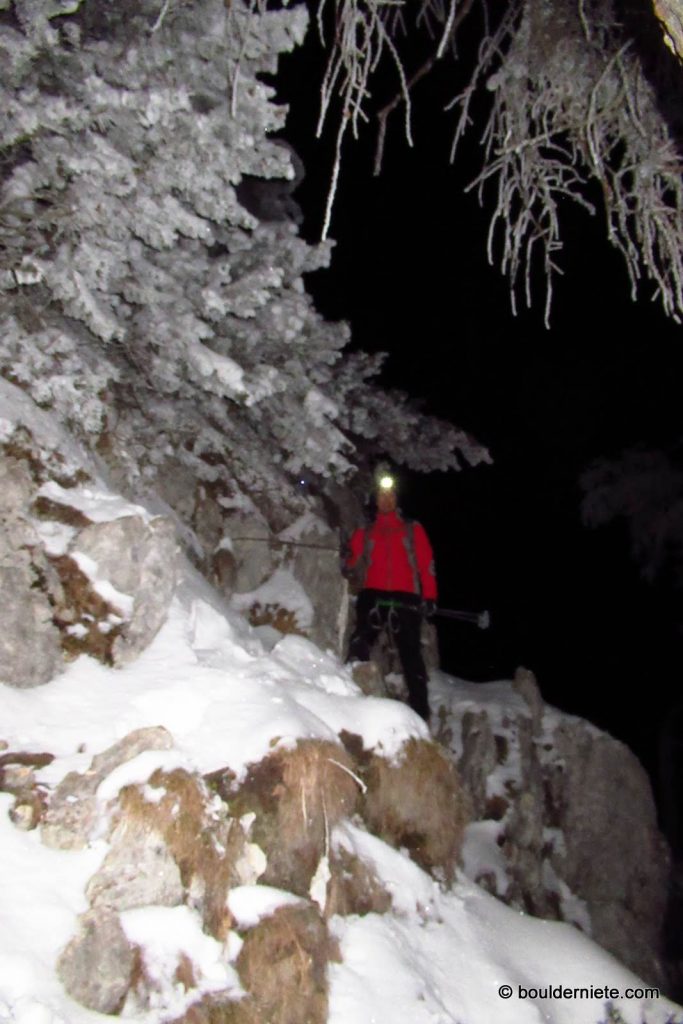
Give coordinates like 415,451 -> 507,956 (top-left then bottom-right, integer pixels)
402,519 -> 422,598
345,526 -> 373,593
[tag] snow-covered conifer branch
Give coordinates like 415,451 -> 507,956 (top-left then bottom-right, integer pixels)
0,0 -> 481,517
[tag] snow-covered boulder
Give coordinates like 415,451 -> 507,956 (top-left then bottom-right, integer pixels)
66,513 -> 178,666
0,410 -> 178,682
278,512 -> 347,655
225,512 -> 348,656
41,726 -> 175,851
57,907 -> 137,1015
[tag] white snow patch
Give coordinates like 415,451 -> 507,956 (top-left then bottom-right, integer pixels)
188,342 -> 245,395
333,821 -> 439,917
0,793 -> 106,1024
309,854 -> 331,911
30,518 -> 76,557
70,551 -> 135,618
120,905 -> 240,1011
462,819 -> 509,893
227,885 -> 302,929
38,480 -> 152,525
96,749 -> 190,803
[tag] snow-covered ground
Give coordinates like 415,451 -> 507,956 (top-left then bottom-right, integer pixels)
1,557 -> 681,1024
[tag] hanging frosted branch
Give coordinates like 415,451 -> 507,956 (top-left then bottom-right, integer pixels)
321,114 -> 348,240
447,0 -> 683,323
313,0 -> 683,324
315,0 -> 416,212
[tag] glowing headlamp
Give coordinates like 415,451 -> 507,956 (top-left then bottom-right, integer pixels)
377,474 -> 396,492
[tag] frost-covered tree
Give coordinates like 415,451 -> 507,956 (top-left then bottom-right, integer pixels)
312,0 -> 683,325
0,0 -> 488,534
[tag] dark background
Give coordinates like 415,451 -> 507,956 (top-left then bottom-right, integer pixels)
275,20 -> 683,837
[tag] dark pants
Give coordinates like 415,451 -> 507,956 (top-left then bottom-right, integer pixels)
347,589 -> 430,722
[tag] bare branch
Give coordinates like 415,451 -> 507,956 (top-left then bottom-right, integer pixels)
312,0 -> 683,323
374,0 -> 476,175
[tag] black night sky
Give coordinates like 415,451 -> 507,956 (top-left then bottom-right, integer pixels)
275,17 -> 683,842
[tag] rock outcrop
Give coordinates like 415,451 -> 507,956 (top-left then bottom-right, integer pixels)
0,423 -> 179,684
68,514 -> 178,666
42,727 -> 175,851
359,737 -> 469,882
432,667 -> 671,989
42,728 -> 469,1018
0,402 -> 674,1013
58,908 -> 138,1015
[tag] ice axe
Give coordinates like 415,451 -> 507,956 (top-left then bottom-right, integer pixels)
434,607 -> 490,629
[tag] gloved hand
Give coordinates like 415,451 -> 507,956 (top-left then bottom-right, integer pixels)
422,599 -> 437,621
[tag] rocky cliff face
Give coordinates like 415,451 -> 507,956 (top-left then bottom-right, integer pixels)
431,668 -> 671,990
0,391 -> 674,1011
0,374 -> 352,691
0,389 -> 470,1018
0,383 -> 179,683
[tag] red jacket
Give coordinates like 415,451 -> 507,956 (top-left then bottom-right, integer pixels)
347,511 -> 437,600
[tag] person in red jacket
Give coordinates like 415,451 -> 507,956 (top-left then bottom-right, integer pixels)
345,468 -> 437,722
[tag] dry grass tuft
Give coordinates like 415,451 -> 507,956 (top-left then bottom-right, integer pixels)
228,740 -> 360,896
1,433 -> 47,483
234,903 -> 332,1024
485,794 -> 509,821
0,751 -> 54,820
47,553 -> 124,663
174,952 -> 197,992
0,750 -> 54,772
166,905 -> 334,1024
32,495 -> 92,528
211,548 -> 236,594
115,769 -> 245,940
1,430 -> 89,488
361,738 -> 470,881
164,995 -> 242,1023
324,845 -> 392,918
337,730 -> 370,766
247,603 -> 304,636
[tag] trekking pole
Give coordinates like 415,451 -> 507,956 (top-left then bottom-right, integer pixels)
434,607 -> 490,629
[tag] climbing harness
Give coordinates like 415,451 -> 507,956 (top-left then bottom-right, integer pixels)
367,596 -> 425,673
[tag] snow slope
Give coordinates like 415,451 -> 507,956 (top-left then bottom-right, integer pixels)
1,557 -> 681,1024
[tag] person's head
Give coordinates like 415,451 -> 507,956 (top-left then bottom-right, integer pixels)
374,467 -> 398,514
